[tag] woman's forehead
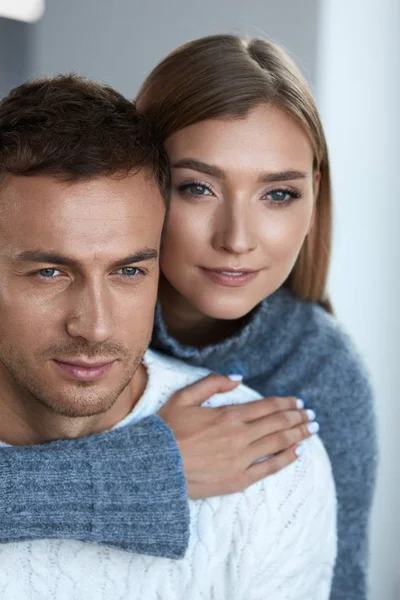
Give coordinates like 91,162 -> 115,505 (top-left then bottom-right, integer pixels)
166,105 -> 314,177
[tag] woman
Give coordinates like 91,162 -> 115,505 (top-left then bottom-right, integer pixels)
137,36 -> 376,600
139,35 -> 376,598
0,35 -> 376,599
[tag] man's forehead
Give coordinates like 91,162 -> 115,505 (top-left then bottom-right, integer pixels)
0,175 -> 165,268
0,172 -> 164,210
0,172 -> 165,231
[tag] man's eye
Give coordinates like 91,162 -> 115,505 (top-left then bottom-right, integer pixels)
38,268 -> 61,278
117,267 -> 141,277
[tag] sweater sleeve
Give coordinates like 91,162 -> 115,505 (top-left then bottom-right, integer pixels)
0,415 -> 190,559
247,436 -> 337,600
314,345 -> 378,600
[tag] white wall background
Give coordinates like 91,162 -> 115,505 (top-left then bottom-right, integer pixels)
317,1 -> 400,598
1,1 -> 399,597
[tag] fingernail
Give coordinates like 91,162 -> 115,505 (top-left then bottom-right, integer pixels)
306,409 -> 316,421
296,398 -> 304,409
295,444 -> 305,456
307,422 -> 320,434
228,374 -> 243,381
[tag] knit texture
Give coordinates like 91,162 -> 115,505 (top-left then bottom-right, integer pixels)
0,350 -> 337,600
0,415 -> 188,559
152,287 -> 378,600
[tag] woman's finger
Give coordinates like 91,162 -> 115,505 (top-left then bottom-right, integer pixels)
243,444 -> 306,489
247,408 -> 316,443
247,422 -> 319,464
164,373 -> 242,408
233,395 -> 303,422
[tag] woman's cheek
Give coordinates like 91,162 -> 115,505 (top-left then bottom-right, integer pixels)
260,208 -> 311,259
164,203 -> 210,260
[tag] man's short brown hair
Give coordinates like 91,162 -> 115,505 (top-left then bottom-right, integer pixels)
0,74 -> 170,201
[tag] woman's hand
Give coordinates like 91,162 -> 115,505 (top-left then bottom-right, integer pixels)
157,374 -> 318,499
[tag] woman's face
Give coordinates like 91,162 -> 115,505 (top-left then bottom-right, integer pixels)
162,104 -> 319,320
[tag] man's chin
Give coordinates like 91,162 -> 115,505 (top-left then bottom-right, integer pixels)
40,391 -> 119,418
38,364 -> 135,418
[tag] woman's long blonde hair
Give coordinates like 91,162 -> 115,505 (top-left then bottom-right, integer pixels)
137,35 -> 333,313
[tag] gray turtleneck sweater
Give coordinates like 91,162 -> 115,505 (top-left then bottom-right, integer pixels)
0,287 -> 377,600
152,288 -> 378,600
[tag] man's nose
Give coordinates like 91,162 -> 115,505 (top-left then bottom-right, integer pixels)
65,281 -> 114,343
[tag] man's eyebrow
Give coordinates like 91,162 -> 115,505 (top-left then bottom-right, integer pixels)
110,249 -> 159,268
172,159 -> 308,183
15,251 -> 79,267
15,249 -> 159,268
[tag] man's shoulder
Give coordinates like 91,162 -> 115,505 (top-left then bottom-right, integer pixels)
145,352 -> 334,487
247,433 -> 336,549
144,349 -> 262,407
144,349 -> 213,403
269,434 -> 334,497
145,349 -> 211,381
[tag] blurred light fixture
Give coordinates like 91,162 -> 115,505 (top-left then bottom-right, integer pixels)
0,0 -> 45,22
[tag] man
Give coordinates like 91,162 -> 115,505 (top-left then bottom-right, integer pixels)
0,75 -> 336,599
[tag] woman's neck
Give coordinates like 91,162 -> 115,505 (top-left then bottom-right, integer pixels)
158,276 -> 241,348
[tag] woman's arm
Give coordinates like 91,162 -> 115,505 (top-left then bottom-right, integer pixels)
0,416 -> 189,558
0,374 -> 313,556
316,349 -> 378,600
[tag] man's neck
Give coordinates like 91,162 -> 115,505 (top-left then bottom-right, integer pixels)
0,363 -> 147,446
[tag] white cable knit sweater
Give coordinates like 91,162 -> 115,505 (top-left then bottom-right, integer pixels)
0,350 -> 337,600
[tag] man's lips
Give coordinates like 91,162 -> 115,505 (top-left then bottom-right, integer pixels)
52,359 -> 116,381
200,267 -> 261,287
56,358 -> 115,368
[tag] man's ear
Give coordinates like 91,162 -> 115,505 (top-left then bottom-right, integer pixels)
308,171 -> 321,234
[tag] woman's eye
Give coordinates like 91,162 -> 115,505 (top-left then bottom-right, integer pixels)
267,190 -> 293,203
38,268 -> 61,278
180,183 -> 213,196
117,267 -> 141,277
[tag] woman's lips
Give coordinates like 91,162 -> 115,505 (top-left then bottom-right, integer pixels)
53,359 -> 116,381
200,267 -> 260,287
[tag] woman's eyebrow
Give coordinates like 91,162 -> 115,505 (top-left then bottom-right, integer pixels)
258,170 -> 308,183
172,159 -> 308,183
172,159 -> 225,179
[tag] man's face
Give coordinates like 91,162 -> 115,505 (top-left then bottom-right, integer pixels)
0,171 -> 165,418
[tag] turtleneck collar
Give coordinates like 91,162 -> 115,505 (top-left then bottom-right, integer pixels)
151,287 -> 301,378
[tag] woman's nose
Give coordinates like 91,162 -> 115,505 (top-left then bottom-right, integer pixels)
211,205 -> 257,255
